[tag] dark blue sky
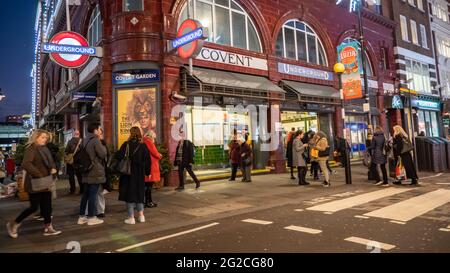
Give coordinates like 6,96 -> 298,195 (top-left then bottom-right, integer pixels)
0,0 -> 37,121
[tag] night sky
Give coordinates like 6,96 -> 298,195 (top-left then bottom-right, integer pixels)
0,0 -> 37,121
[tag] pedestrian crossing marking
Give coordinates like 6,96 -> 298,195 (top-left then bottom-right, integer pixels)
323,212 -> 333,215
389,220 -> 406,225
364,189 -> 450,222
306,188 -> 413,212
436,183 -> 450,185
344,236 -> 396,251
439,228 -> 450,232
294,209 -> 304,212
354,215 -> 370,219
242,219 -> 273,225
284,225 -> 322,234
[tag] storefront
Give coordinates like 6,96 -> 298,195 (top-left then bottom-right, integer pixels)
412,98 -> 441,137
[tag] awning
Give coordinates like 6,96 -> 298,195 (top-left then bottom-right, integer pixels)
280,80 -> 340,105
181,67 -> 285,100
345,105 -> 381,116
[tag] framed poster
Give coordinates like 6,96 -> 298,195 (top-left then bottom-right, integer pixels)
116,87 -> 157,148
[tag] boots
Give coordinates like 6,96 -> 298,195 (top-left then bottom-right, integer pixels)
145,186 -> 157,208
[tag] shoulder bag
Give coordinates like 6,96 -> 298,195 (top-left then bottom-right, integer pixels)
31,175 -> 55,192
117,143 -> 140,175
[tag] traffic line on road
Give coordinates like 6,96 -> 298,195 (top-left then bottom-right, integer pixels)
242,219 -> 273,225
294,209 -> 304,212
421,173 -> 443,180
284,225 -> 322,234
389,220 -> 406,225
344,236 -> 396,251
364,189 -> 450,222
306,188 -> 413,213
115,222 -> 220,252
354,215 -> 370,219
439,228 -> 450,232
436,183 -> 450,185
323,212 -> 333,215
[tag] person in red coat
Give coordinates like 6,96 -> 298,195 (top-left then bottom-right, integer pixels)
143,132 -> 162,208
5,154 -> 16,181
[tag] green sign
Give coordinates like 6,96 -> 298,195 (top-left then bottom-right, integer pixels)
444,116 -> 450,126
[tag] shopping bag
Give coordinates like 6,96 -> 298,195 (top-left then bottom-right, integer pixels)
395,159 -> 406,180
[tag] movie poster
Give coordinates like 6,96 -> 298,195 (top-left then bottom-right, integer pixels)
116,87 -> 157,148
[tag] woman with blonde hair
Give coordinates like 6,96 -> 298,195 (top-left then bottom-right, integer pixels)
313,131 -> 331,187
6,129 -> 61,238
392,125 -> 418,185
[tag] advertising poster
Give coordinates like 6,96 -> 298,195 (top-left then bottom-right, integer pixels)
117,87 -> 157,148
337,41 -> 362,100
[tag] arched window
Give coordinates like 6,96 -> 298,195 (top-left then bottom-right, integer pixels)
342,38 -> 374,77
87,5 -> 103,46
275,20 -> 328,66
179,0 -> 262,52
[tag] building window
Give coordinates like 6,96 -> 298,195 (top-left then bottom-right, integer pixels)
432,1 -> 449,22
400,15 -> 409,42
410,20 -> 419,45
179,0 -> 262,52
417,0 -> 424,11
87,5 -> 103,46
408,0 -> 415,7
123,0 -> 143,11
275,20 -> 328,66
405,58 -> 431,93
419,24 -> 428,49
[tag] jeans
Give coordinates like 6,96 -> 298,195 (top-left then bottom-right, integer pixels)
84,184 -> 105,215
127,203 -> 144,217
242,166 -> 251,181
374,163 -> 388,183
230,163 -> 239,180
16,192 -> 52,225
311,161 -> 319,178
297,166 -> 307,184
67,164 -> 83,193
318,160 -> 330,183
79,184 -> 100,218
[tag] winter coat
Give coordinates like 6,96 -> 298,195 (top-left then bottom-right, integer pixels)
286,134 -> 294,167
143,137 -> 160,183
292,138 -> 306,167
393,134 -> 410,157
240,142 -> 252,167
22,144 -> 56,193
174,140 -> 196,166
65,137 -> 82,155
81,133 -> 107,184
314,137 -> 329,161
118,139 -> 151,203
369,132 -> 387,165
5,158 -> 15,176
228,140 -> 241,164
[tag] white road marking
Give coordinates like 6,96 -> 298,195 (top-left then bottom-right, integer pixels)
115,222 -> 220,252
284,225 -> 322,234
448,224 -> 450,229
344,236 -> 396,251
439,228 -> 450,232
389,220 -> 406,225
364,189 -> 450,222
421,173 -> 443,179
242,219 -> 273,225
306,188 -> 413,212
436,183 -> 450,185
354,215 -> 370,219
323,212 -> 333,215
294,209 -> 304,212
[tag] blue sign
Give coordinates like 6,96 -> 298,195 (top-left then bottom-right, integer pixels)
113,70 -> 160,85
412,99 -> 440,111
172,28 -> 204,49
278,62 -> 333,81
392,95 -> 403,109
72,92 -> 96,101
43,43 -> 97,55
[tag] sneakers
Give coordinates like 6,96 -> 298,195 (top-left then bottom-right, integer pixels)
137,215 -> 146,223
382,183 -> 390,187
43,225 -> 62,236
124,217 -> 136,225
6,221 -> 19,239
87,217 -> 104,226
322,181 -> 330,187
77,216 -> 88,225
374,181 -> 384,186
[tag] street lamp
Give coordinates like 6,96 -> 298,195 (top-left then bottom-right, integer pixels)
334,62 -> 352,185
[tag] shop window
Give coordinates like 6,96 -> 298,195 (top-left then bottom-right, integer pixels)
405,58 -> 431,93
88,5 -> 103,46
123,0 -> 143,11
178,0 -> 262,52
276,20 -> 328,66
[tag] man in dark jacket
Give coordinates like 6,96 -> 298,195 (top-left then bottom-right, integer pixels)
77,123 -> 107,226
174,131 -> 200,190
65,130 -> 83,194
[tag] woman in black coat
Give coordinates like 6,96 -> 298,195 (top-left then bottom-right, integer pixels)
392,125 -> 418,185
117,127 -> 151,224
286,131 -> 295,179
368,126 -> 388,186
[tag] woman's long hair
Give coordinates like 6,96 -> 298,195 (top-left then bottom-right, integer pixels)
128,126 -> 143,142
26,129 -> 51,147
393,125 -> 408,139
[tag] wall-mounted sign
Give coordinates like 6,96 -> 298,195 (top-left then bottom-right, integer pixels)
392,95 -> 404,109
173,19 -> 208,59
443,116 -> 450,126
43,31 -> 100,68
277,62 -> 332,81
72,92 -> 96,102
400,87 -> 418,95
412,99 -> 440,111
113,70 -> 160,85
337,41 -> 363,100
196,47 -> 268,71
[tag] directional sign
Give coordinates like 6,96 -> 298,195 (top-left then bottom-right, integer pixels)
44,31 -> 92,68
173,19 -> 208,59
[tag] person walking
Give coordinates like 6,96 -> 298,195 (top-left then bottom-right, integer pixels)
308,132 -> 320,180
369,126 -> 389,186
118,127 -> 151,224
393,125 -> 419,185
228,133 -> 241,181
143,131 -> 161,208
6,130 -> 61,238
286,128 -> 296,180
77,123 -> 107,226
293,130 -> 309,186
174,131 -> 200,190
64,130 -> 83,194
313,131 -> 331,187
240,133 -> 253,182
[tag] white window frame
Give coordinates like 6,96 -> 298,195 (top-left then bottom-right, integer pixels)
410,20 -> 419,45
405,57 -> 431,93
417,0 -> 424,11
179,0 -> 262,52
400,15 -> 409,42
419,24 -> 428,49
123,0 -> 144,12
408,0 -> 415,7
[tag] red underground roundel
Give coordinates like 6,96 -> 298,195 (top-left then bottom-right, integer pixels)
49,31 -> 90,68
176,19 -> 204,59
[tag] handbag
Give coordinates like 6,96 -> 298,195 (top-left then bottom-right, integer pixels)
318,147 -> 330,157
64,139 -> 82,165
117,143 -> 140,175
401,138 -> 413,154
311,148 -> 319,158
31,175 -> 55,192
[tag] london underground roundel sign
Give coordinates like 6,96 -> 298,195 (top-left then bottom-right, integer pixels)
46,31 -> 91,68
173,19 -> 206,59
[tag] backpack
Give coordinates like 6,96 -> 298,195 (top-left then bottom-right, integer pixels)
73,138 -> 94,174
